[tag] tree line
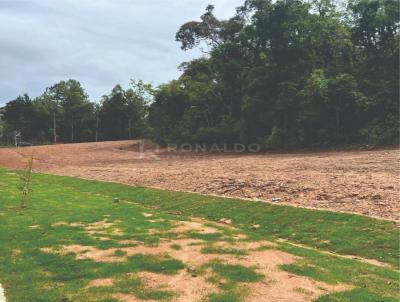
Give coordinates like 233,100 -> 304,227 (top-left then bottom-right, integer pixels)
1,0 -> 398,149
0,80 -> 150,144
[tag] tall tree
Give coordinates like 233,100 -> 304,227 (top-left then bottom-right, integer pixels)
48,79 -> 92,142
3,94 -> 34,141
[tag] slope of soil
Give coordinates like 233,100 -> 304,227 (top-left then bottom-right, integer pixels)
0,140 -> 398,220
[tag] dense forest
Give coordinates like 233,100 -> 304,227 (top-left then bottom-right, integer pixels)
1,0 -> 398,149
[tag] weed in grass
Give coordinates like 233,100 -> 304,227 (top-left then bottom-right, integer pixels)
294,287 -> 315,297
170,244 -> 182,250
113,250 -> 127,257
185,266 -> 201,277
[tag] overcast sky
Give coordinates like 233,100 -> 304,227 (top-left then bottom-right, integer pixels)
0,0 -> 244,105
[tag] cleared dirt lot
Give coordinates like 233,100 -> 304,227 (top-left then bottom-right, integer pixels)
0,140 -> 398,220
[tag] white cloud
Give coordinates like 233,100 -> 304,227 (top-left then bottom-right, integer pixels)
0,0 -> 244,104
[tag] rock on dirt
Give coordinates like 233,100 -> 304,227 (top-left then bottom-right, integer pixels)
219,218 -> 232,225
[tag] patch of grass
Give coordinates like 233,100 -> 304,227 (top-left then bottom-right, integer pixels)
89,275 -> 175,301
315,288 -> 398,302
92,254 -> 181,279
208,290 -> 243,302
138,289 -> 175,300
279,243 -> 399,299
201,245 -> 247,256
113,250 -> 127,257
127,254 -> 185,275
187,231 -> 224,242
208,261 -> 262,283
254,245 -> 272,251
170,244 -> 181,250
115,276 -> 175,300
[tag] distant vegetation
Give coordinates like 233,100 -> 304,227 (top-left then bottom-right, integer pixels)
0,0 -> 398,149
0,80 -> 150,144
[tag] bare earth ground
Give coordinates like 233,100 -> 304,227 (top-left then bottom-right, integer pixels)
0,140 -> 398,220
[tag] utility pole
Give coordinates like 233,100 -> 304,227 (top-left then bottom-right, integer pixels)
53,99 -> 60,145
71,114 -> 74,143
128,119 -> 132,139
53,110 -> 57,144
95,115 -> 99,142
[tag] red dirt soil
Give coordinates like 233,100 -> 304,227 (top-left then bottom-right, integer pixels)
0,140 -> 398,220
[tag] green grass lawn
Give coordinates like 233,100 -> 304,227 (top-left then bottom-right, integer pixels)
0,166 -> 398,302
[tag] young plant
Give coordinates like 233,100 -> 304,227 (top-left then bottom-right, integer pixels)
19,154 -> 34,208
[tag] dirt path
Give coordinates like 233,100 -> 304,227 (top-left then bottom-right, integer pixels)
0,141 -> 398,220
